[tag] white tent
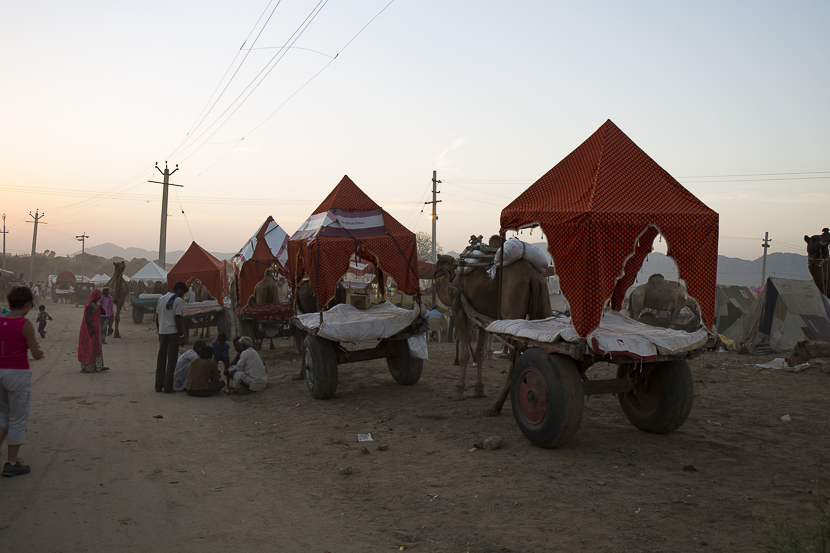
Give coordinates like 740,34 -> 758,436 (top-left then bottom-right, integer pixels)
723,277 -> 830,351
130,261 -> 168,282
91,274 -> 110,284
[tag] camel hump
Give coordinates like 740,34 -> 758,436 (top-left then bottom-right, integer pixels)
647,273 -> 665,283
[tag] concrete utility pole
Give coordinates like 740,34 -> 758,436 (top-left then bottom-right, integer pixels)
149,162 -> 181,269
761,231 -> 770,287
424,171 -> 442,305
76,233 -> 89,282
2,213 -> 8,270
27,210 -> 46,284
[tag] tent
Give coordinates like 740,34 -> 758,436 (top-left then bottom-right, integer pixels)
722,277 -> 830,351
91,274 -> 111,284
287,175 -> 420,310
233,217 -> 289,306
130,261 -> 168,282
500,120 -> 719,337
167,242 -> 227,301
715,284 -> 756,333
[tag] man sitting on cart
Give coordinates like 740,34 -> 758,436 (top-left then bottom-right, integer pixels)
226,336 -> 267,395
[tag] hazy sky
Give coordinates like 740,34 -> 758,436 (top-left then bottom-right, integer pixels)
2,1 -> 828,263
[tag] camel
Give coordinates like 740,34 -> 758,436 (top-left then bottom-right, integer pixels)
434,250 -> 552,412
787,340 -> 830,367
189,279 -> 216,339
805,230 -> 830,297
247,269 -> 279,307
151,281 -> 166,295
626,274 -> 700,330
294,279 -> 346,315
105,261 -> 129,338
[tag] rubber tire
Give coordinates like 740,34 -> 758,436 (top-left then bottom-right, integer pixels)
616,359 -> 694,434
383,340 -> 423,385
302,335 -> 338,399
510,349 -> 584,449
216,309 -> 231,338
132,305 -> 144,324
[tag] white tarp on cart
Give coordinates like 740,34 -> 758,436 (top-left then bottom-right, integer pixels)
487,311 -> 708,361
295,302 -> 421,343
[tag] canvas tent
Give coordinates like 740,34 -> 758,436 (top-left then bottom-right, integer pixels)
167,242 -> 227,301
287,175 -> 420,310
500,120 -> 719,337
90,274 -> 110,284
233,216 -> 289,306
715,284 -> 756,333
130,261 -> 168,282
722,277 -> 830,352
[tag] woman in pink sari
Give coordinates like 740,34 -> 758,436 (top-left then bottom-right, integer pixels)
78,289 -> 109,373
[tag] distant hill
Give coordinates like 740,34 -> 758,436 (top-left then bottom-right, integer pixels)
75,243 -> 238,267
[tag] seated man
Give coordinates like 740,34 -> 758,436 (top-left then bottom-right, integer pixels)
427,306 -> 443,341
226,336 -> 267,395
172,340 -> 206,392
185,346 -> 225,397
212,333 -> 231,370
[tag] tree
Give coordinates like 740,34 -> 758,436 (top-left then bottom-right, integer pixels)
416,231 -> 442,260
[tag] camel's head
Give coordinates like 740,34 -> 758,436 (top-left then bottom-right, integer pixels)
787,340 -> 810,367
113,260 -> 126,275
434,255 -> 456,282
805,230 -> 830,260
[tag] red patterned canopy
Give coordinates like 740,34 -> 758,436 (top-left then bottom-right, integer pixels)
500,120 -> 718,337
233,216 -> 289,306
287,175 -> 420,310
167,242 -> 227,301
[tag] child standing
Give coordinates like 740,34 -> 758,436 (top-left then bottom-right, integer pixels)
36,305 -> 52,339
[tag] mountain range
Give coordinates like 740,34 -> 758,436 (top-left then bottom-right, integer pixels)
75,243 -> 238,265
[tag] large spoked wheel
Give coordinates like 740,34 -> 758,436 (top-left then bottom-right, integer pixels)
510,349 -> 584,448
132,305 -> 143,324
384,340 -> 423,385
302,335 -> 338,399
616,359 -> 694,434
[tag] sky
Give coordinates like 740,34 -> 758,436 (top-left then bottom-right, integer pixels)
1,1 -> 828,263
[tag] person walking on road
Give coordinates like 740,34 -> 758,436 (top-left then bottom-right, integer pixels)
156,281 -> 188,394
78,289 -> 109,373
100,286 -> 114,344
1,286 -> 44,477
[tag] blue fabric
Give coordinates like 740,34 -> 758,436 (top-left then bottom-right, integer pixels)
212,339 -> 230,359
166,292 -> 178,310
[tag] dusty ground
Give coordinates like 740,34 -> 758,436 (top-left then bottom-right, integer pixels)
2,300 -> 829,552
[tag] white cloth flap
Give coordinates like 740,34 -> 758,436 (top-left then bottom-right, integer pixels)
296,302 -> 420,342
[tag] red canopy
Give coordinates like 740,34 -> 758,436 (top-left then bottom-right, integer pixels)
233,217 -> 289,306
167,242 -> 227,301
501,120 -> 718,337
287,175 -> 420,310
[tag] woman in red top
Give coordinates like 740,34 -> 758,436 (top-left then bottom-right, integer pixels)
1,286 -> 44,477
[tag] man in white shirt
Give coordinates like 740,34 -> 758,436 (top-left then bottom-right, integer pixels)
172,340 -> 206,392
155,281 -> 189,393
227,336 -> 267,395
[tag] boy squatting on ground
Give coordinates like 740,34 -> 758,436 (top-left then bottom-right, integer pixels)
172,340 -> 206,392
185,345 -> 226,397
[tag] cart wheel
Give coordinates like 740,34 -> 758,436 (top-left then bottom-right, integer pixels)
132,305 -> 143,324
302,335 -> 338,399
510,349 -> 584,448
616,360 -> 694,434
216,309 -> 231,338
385,340 -> 423,385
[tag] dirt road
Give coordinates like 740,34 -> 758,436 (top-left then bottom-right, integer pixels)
2,300 -> 828,552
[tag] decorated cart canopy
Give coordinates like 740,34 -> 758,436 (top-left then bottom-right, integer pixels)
287,175 -> 420,310
233,216 -> 289,306
500,120 -> 719,337
130,260 -> 168,282
167,241 -> 227,301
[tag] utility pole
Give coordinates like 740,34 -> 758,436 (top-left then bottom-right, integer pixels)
761,231 -> 770,287
149,162 -> 181,269
1,214 -> 8,270
424,170 -> 441,306
27,210 -> 46,284
76,233 -> 89,282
